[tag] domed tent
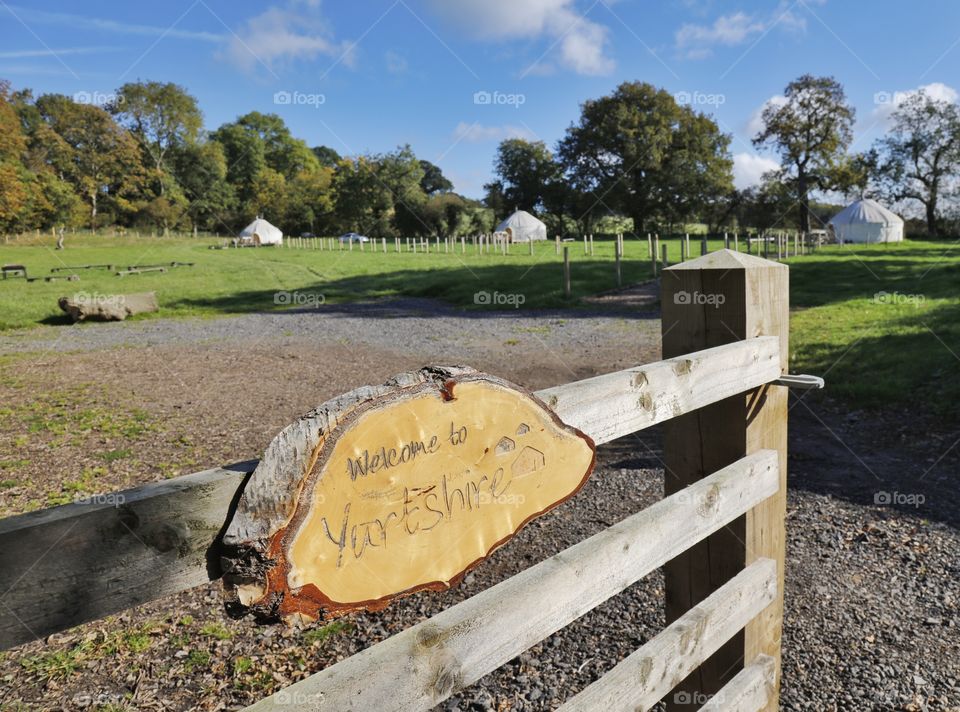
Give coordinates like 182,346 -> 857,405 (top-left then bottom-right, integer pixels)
495,210 -> 547,242
829,199 -> 904,244
239,218 -> 283,246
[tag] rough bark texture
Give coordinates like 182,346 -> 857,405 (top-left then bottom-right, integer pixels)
58,291 -> 158,322
221,366 -> 595,625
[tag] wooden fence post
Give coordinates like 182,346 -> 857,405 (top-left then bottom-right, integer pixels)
615,240 -> 622,287
660,249 -> 788,712
563,247 -> 571,299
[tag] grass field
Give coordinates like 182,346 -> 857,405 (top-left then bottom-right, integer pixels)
0,234 -> 664,328
1,234 -> 957,419
787,240 -> 959,418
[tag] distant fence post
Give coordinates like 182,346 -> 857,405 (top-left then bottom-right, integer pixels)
660,249 -> 788,712
615,240 -> 622,287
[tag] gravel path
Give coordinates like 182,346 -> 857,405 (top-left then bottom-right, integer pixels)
0,300 -> 957,711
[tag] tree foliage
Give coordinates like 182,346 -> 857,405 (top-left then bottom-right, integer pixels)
873,91 -> 960,235
753,75 -> 855,232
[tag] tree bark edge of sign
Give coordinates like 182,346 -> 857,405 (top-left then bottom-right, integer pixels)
221,366 -> 596,624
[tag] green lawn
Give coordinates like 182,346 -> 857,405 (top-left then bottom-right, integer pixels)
0,234 -> 684,328
786,240 -> 959,418
1,234 -> 957,419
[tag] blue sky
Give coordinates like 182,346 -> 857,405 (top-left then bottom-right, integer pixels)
2,0 -> 959,198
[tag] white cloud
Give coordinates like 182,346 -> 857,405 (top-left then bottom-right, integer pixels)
733,153 -> 779,189
425,0 -> 614,75
0,47 -> 122,59
452,122 -> 534,143
745,94 -> 787,137
675,12 -> 765,56
223,5 -> 353,73
870,82 -> 959,126
675,1 -> 818,59
6,5 -> 223,42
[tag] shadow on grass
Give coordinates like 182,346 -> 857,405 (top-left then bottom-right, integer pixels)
788,256 -> 956,308
793,299 -> 960,418
169,261 -> 662,319
38,313 -> 74,326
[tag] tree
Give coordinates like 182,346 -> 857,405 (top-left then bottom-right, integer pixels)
753,75 -> 855,232
212,112 -> 318,224
333,156 -> 393,235
874,91 -> 960,235
490,139 -> 558,214
37,94 -> 145,228
286,166 -> 335,235
656,108 -> 733,227
247,168 -> 288,223
210,122 -> 266,210
735,174 -> 798,233
377,145 -> 428,236
832,150 -> 878,201
221,112 -> 317,179
557,82 -> 732,233
171,140 -> 235,233
110,81 -> 202,196
482,180 -> 507,218
8,88 -> 85,230
0,82 -> 28,232
419,159 -> 453,194
312,145 -> 341,168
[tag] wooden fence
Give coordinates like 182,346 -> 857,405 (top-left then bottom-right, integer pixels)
0,250 -> 790,711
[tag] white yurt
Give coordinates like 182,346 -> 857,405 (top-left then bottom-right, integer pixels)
829,199 -> 904,244
239,217 -> 283,246
495,210 -> 547,242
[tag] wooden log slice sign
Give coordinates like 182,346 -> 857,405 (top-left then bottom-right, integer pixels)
221,366 -> 595,624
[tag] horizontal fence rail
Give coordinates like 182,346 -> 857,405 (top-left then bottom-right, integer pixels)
241,450 -> 779,712
699,655 -> 776,712
556,559 -> 776,711
0,337 -> 780,651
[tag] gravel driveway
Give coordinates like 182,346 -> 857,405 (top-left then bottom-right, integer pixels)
0,299 -> 957,711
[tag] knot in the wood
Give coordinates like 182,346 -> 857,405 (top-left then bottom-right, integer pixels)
430,659 -> 463,698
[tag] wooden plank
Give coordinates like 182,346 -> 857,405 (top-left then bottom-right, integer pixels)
0,461 -> 256,650
699,656 -> 776,712
540,337 -> 780,446
660,250 -> 788,711
0,339 -> 779,650
241,451 -> 779,712
556,559 -> 777,712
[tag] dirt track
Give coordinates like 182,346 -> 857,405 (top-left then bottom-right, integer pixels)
0,300 -> 957,711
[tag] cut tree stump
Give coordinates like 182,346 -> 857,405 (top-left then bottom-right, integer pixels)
58,291 -> 159,322
221,366 -> 596,625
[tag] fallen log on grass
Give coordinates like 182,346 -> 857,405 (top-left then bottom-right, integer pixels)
58,291 -> 158,322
